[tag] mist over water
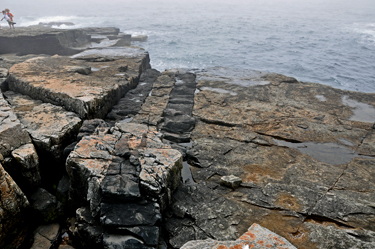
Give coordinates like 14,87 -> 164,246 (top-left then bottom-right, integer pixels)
6,0 -> 375,92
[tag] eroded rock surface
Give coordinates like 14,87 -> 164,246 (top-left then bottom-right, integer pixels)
66,122 -> 182,248
130,67 -> 375,248
8,49 -> 150,119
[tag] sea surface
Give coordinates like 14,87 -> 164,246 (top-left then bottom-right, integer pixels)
8,0 -> 375,92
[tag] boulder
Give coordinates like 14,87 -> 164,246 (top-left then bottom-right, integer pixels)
220,175 -> 242,189
8,51 -> 150,119
181,223 -> 296,249
0,163 -> 30,249
0,26 -> 90,55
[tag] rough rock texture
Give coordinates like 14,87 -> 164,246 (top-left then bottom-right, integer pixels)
0,91 -> 31,158
66,122 -> 182,248
30,223 -> 60,249
181,223 -> 296,249
8,50 -> 150,119
129,67 -> 375,248
0,68 -> 9,91
30,188 -> 63,222
0,27 -> 90,55
106,68 -> 161,126
4,91 -> 82,160
11,143 -> 41,189
0,163 -> 30,249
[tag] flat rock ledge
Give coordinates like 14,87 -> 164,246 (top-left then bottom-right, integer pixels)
8,49 -> 150,119
181,223 -> 296,249
66,122 -> 182,248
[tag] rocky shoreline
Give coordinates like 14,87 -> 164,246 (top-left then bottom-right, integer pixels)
0,25 -> 375,249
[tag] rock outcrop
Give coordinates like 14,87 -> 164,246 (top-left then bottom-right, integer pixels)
66,122 -> 182,248
0,27 -> 90,55
8,48 -> 150,119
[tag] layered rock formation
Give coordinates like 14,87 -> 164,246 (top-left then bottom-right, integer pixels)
1,26 -> 375,249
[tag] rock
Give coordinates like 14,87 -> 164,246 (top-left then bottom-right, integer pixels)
0,163 -> 30,249
103,234 -> 151,249
30,188 -> 63,222
100,202 -> 162,227
111,34 -> 131,47
0,68 -> 8,91
57,175 -> 70,205
115,226 -> 160,246
77,119 -> 110,141
11,143 -> 41,189
74,206 -> 104,249
4,91 -> 82,160
8,51 -> 150,119
181,223 -> 296,249
0,26 -> 90,55
160,67 -> 375,248
66,65 -> 92,75
220,175 -> 242,189
106,68 -> 161,126
131,35 -> 148,42
0,91 -> 31,158
31,223 -> 60,249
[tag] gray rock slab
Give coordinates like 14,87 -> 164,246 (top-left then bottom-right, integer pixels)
4,91 -> 82,159
8,52 -> 150,119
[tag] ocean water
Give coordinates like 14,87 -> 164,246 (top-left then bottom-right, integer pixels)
8,0 -> 375,92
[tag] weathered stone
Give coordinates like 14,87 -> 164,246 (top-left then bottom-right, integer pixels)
8,51 -> 150,119
162,67 -> 375,248
100,202 -> 162,227
106,69 -> 161,125
31,223 -> 60,249
77,119 -> 110,141
4,91 -> 82,160
115,226 -> 160,246
181,223 -> 296,249
75,206 -> 104,249
0,26 -> 90,55
0,163 -> 30,249
0,92 -> 31,158
11,143 -> 41,188
30,188 -> 63,222
220,175 -> 242,189
57,174 -> 70,205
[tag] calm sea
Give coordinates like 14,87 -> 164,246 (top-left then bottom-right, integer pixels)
9,0 -> 375,92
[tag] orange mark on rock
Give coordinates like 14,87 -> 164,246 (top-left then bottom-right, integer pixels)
257,240 -> 264,246
275,192 -> 302,212
217,245 -> 229,249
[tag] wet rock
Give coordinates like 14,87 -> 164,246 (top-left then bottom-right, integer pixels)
220,175 -> 242,189
0,163 -> 30,249
31,223 -> 60,249
100,201 -> 162,227
0,26 -> 90,55
162,68 -> 375,248
115,226 -> 160,246
181,223 -> 296,249
106,69 -> 161,126
30,188 -> 63,222
8,51 -> 150,119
